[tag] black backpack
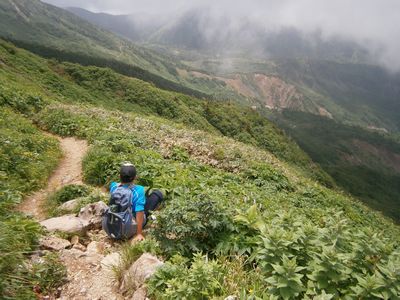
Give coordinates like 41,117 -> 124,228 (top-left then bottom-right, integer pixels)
102,184 -> 136,240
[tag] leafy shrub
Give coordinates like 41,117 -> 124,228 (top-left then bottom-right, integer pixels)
232,206 -> 400,299
0,87 -> 48,115
30,252 -> 67,296
83,147 -> 123,185
152,196 -> 233,257
48,184 -> 91,204
148,254 -> 225,300
0,109 -> 60,298
243,164 -> 293,192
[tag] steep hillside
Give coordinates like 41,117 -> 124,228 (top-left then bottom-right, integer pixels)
275,59 -> 400,132
270,111 -> 400,221
0,0 -> 215,98
66,7 -> 162,42
49,4 -> 400,132
178,57 -> 400,132
0,39 -> 328,184
1,40 -> 400,299
0,0 -> 170,77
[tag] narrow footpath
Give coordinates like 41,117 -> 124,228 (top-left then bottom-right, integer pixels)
18,135 -> 152,300
18,136 -> 88,220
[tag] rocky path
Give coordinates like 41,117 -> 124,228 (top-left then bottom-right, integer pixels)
18,134 -> 161,299
18,136 -> 88,220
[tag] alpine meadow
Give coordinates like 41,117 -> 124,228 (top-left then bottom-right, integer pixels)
1,0 -> 400,299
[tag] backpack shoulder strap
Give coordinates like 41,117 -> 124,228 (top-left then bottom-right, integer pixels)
128,184 -> 136,207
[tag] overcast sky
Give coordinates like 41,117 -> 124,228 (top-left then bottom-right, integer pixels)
43,0 -> 400,70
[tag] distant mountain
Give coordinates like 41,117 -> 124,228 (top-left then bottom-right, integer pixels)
67,7 -> 373,64
66,7 -> 163,42
0,0 -> 192,85
63,5 -> 400,132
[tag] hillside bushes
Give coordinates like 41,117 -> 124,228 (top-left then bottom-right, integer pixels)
36,104 -> 400,298
0,108 -> 62,298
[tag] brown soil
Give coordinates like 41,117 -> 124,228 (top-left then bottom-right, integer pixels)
18,136 -> 88,221
17,135 -> 126,299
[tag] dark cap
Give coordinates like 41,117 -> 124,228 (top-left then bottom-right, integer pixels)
120,162 -> 136,183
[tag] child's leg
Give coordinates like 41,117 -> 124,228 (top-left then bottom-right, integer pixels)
144,190 -> 164,218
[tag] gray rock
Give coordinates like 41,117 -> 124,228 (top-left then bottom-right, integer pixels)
59,199 -> 80,212
101,252 -> 121,271
121,253 -> 163,292
39,236 -> 71,251
72,243 -> 86,252
87,241 -> 106,256
40,215 -> 88,234
78,201 -> 108,229
70,235 -> 80,245
224,296 -> 237,300
131,287 -> 147,300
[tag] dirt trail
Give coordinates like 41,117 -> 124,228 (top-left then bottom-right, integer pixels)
18,136 -> 88,221
18,135 -> 124,299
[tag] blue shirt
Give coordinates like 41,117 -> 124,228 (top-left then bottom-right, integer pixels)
110,182 -> 146,213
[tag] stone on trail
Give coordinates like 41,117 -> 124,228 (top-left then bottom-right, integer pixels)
72,243 -> 86,252
59,198 -> 80,212
39,235 -> 71,251
78,201 -> 108,229
121,253 -> 164,293
86,240 -> 106,255
70,235 -> 80,245
101,252 -> 121,272
40,215 -> 88,234
131,287 -> 148,300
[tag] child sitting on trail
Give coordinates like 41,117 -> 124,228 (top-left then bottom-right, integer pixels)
103,162 -> 163,242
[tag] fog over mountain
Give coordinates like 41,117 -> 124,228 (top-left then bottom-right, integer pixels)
43,0 -> 400,71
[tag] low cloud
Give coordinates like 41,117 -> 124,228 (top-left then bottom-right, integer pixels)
43,0 -> 400,71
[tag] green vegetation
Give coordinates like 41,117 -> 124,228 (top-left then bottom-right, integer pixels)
1,39 -> 400,298
0,108 -> 63,298
271,110 -> 400,222
0,0 -> 182,82
43,184 -> 106,217
0,39 -> 328,185
36,101 -> 400,299
0,0 -> 237,99
275,59 -> 400,132
48,184 -> 91,204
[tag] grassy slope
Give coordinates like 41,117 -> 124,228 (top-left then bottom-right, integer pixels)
0,0 -> 178,80
0,108 -> 62,298
0,0 -> 261,101
1,40 -> 400,298
0,39 -> 329,185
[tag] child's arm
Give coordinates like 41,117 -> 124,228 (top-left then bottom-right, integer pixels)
134,211 -> 145,241
133,186 -> 146,241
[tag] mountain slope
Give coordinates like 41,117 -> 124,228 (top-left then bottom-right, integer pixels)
58,5 -> 400,132
0,39 -> 329,184
0,0 -> 169,76
67,7 -> 372,64
66,7 -> 162,42
1,39 -> 400,298
270,110 -> 400,221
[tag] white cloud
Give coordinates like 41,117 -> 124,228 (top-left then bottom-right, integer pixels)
42,0 -> 400,70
